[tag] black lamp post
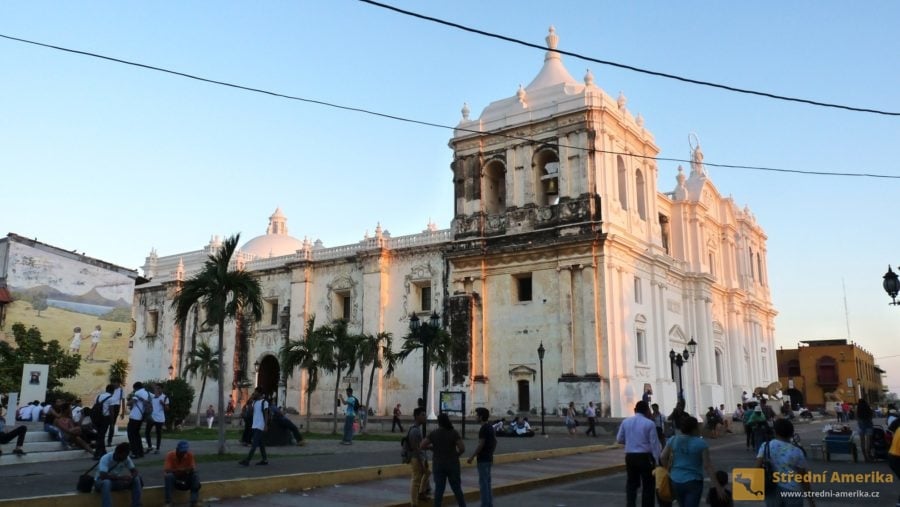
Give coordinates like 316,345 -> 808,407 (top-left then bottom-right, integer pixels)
883,265 -> 900,305
669,337 -> 698,401
537,342 -> 546,435
410,311 -> 440,426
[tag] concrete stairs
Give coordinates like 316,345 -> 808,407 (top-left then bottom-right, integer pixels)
0,422 -> 127,466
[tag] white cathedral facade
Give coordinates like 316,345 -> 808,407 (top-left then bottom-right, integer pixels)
130,28 -> 776,419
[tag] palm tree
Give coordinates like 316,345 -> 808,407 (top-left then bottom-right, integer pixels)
396,321 -> 452,415
319,319 -> 363,434
358,331 -> 397,431
172,234 -> 263,455
183,341 -> 220,426
280,316 -> 330,433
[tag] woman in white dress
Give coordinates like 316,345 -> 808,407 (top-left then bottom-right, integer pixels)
69,327 -> 83,354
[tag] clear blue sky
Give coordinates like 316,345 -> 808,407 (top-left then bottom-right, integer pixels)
3,2 -> 899,392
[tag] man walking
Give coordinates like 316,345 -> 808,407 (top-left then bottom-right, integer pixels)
585,401 -> 597,437
616,400 -> 660,507
407,407 -> 431,506
392,403 -> 404,433
467,407 -> 497,507
238,389 -> 269,466
107,379 -> 124,447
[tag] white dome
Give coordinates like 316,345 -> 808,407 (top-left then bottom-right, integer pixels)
240,208 -> 303,259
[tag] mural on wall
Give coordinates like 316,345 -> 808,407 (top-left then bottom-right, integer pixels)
0,235 -> 137,399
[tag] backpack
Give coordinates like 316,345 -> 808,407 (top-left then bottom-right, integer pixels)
91,393 -> 111,422
400,426 -> 415,464
134,391 -> 152,421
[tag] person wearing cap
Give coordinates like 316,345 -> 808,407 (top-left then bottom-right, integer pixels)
164,440 -> 200,507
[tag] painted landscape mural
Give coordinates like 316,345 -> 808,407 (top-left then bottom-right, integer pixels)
0,234 -> 137,400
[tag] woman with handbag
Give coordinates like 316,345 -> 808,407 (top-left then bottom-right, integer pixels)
659,416 -> 724,507
756,419 -> 814,507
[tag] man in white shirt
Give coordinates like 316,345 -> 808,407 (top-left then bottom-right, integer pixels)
127,382 -> 150,459
616,400 -> 660,507
238,389 -> 269,466
107,379 -> 124,447
144,384 -> 168,454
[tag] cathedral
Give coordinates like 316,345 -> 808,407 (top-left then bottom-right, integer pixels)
130,28 -> 776,419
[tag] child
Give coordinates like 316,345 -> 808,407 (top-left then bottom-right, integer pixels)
707,470 -> 733,507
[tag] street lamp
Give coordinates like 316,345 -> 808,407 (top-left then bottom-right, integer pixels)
410,311 -> 441,428
669,337 -> 698,401
883,265 -> 899,305
537,342 -> 546,436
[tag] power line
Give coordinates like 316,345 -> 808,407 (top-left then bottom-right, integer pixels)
359,0 -> 900,118
1,32 -> 899,180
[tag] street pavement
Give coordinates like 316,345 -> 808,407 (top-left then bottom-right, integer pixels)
0,425 -> 619,503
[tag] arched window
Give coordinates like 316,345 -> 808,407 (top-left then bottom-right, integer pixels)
635,168 -> 646,220
483,160 -> 506,215
617,156 -> 628,209
534,149 -> 559,206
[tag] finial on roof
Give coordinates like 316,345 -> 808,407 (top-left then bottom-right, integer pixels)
636,113 -> 644,127
584,69 -> 594,87
175,257 -> 185,281
546,26 -> 559,50
461,102 -> 470,121
617,91 -> 627,112
426,218 -> 437,232
374,222 -> 383,239
517,84 -> 528,108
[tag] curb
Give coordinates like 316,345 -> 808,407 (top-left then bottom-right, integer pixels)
0,444 -> 622,507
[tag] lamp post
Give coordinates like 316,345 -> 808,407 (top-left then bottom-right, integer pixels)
537,342 -> 546,436
669,337 -> 697,401
883,265 -> 900,305
410,311 -> 440,428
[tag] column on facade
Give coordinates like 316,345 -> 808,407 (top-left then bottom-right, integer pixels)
361,252 -> 388,414
289,264 -> 312,414
557,265 -> 576,374
653,282 -> 669,388
615,264 -> 633,415
572,265 -> 586,374
581,263 -> 601,376
471,276 -> 486,381
603,260 -> 620,410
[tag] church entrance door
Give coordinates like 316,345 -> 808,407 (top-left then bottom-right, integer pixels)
257,355 -> 280,403
517,380 -> 530,412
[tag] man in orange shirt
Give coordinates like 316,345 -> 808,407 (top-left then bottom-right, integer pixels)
163,440 -> 200,507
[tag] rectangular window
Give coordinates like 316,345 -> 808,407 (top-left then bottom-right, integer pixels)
636,330 -> 647,364
147,310 -> 159,336
268,299 -> 279,326
516,274 -> 532,302
334,291 -> 351,322
420,285 -> 432,312
634,277 -> 642,304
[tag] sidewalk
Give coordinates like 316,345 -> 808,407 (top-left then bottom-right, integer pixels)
0,431 -> 623,506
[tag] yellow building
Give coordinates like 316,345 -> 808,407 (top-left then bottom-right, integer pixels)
776,340 -> 886,409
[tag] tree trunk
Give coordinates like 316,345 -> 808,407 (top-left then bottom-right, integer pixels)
363,360 -> 377,432
332,363 -> 342,435
196,375 -> 207,427
216,316 -> 227,455
305,371 -> 313,433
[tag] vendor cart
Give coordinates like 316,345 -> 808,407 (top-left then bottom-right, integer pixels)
823,430 -> 858,462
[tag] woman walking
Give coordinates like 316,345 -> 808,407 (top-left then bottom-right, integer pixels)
421,413 -> 466,506
660,416 -> 724,507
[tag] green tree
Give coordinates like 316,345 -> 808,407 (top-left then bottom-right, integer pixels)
318,319 -> 363,434
172,234 -> 262,455
183,342 -> 220,426
396,321 -> 452,415
280,316 -> 329,433
358,331 -> 396,431
109,359 -> 129,383
0,323 -> 80,393
31,293 -> 48,317
159,377 -> 195,430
